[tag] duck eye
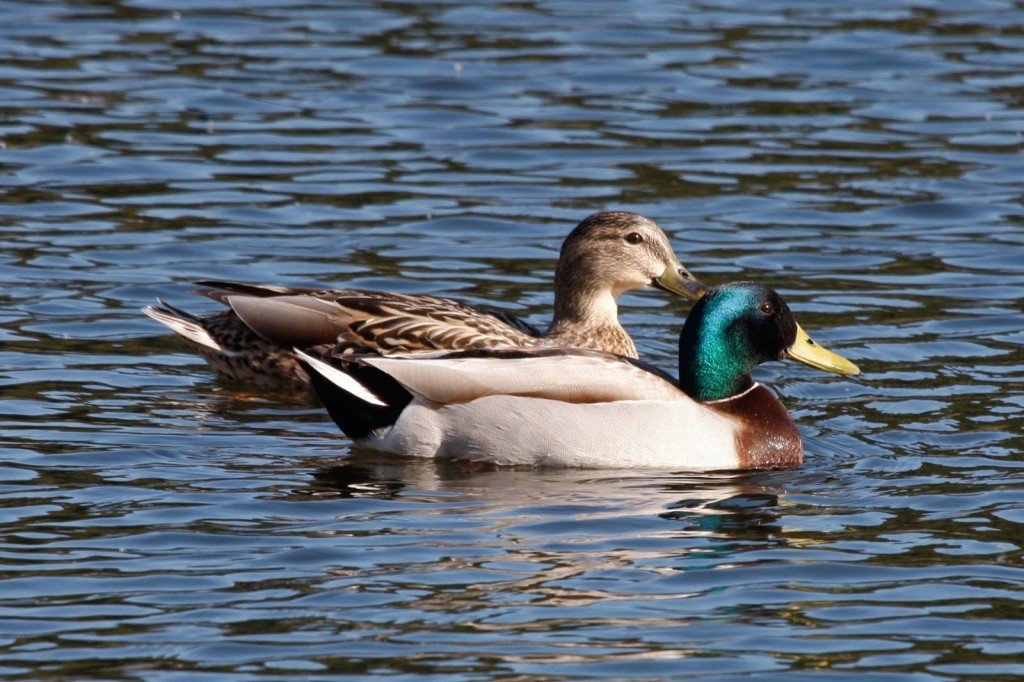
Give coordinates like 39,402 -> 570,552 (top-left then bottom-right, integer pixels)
759,301 -> 775,316
625,232 -> 644,245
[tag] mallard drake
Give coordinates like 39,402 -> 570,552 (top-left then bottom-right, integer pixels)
144,211 -> 707,389
296,282 -> 861,470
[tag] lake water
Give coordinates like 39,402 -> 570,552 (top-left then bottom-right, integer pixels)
2,0 -> 1024,679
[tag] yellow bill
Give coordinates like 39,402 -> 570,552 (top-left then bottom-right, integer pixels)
785,323 -> 860,376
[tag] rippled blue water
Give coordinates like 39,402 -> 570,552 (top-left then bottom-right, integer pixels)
2,0 -> 1023,679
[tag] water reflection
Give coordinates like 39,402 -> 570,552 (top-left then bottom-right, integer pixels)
306,457 -> 788,552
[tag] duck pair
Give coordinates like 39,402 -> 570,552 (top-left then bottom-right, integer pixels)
146,211 -> 859,470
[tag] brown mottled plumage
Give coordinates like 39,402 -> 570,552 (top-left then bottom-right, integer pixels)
144,211 -> 707,390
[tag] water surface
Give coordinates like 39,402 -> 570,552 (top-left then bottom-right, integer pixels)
2,0 -> 1024,679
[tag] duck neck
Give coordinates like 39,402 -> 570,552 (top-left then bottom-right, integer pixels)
547,288 -> 636,356
550,253 -> 620,331
550,284 -> 617,329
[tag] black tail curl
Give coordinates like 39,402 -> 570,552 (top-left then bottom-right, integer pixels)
297,353 -> 413,440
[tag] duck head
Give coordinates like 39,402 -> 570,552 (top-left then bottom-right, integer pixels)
678,282 -> 859,403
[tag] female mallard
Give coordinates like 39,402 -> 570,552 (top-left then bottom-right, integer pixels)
296,282 -> 861,470
144,211 -> 707,389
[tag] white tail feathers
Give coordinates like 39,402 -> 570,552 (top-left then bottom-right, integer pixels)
143,305 -> 223,352
294,349 -> 387,407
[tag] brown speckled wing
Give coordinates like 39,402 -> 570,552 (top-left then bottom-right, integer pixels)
220,289 -> 542,355
329,292 -> 543,354
193,280 -> 336,304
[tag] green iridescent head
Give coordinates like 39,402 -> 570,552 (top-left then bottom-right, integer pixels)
678,282 -> 859,402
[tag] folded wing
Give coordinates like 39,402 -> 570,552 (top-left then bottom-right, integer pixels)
363,349 -> 686,405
